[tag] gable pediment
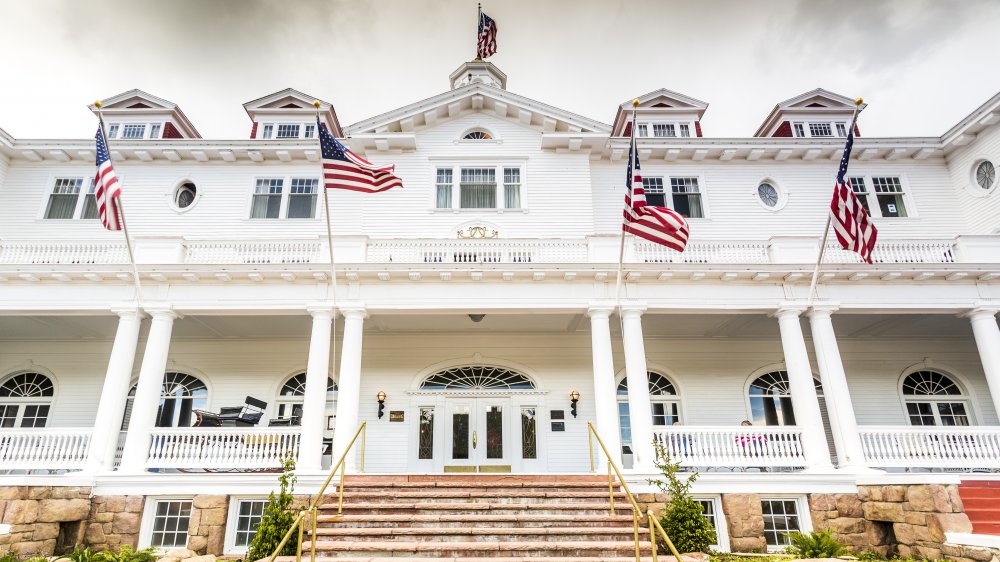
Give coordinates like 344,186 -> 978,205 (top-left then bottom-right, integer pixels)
610,88 -> 709,136
755,88 -> 862,137
97,89 -> 176,111
784,90 -> 857,110
243,88 -> 342,137
89,89 -> 201,138
345,84 -> 610,137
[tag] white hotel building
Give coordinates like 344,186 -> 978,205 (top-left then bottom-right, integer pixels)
1,61 -> 1000,558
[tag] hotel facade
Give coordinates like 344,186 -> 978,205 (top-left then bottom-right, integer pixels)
1,61 -> 1000,559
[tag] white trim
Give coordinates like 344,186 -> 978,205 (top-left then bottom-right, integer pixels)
139,496 -> 195,551
224,495 -> 269,555
754,177 -> 787,212
759,494 -> 812,552
946,532 -> 1000,549
694,495 -> 730,552
968,156 -> 998,197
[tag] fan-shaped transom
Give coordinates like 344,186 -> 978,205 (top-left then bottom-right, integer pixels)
462,129 -> 493,140
748,370 -> 823,396
617,372 -> 677,396
902,371 -> 963,396
279,373 -> 337,396
421,366 -> 534,390
0,372 -> 54,398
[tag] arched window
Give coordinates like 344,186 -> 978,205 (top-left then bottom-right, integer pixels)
616,372 -> 681,449
420,366 -> 534,390
0,372 -> 54,428
901,370 -> 971,426
747,371 -> 824,426
462,129 -> 493,140
122,372 -> 208,429
275,373 -> 337,421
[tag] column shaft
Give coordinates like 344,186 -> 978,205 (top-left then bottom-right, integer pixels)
969,309 -> 1000,419
298,307 -> 335,472
621,306 -> 655,470
588,306 -> 620,467
331,306 -> 365,470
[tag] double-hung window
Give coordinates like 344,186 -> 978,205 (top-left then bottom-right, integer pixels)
276,124 -> 300,138
848,176 -> 871,214
121,124 -> 146,139
793,123 -> 806,137
872,176 -> 908,217
652,123 -> 676,137
641,177 -> 666,206
504,168 -> 521,209
808,123 -> 832,137
149,124 -> 162,139
45,178 -> 85,219
251,179 -> 284,219
793,121 -> 848,138
304,124 -> 315,138
836,123 -> 848,137
670,177 -> 703,218
679,124 -> 691,137
261,124 -> 274,139
636,124 -> 649,137
460,168 -> 497,209
287,178 -> 318,218
435,168 -> 453,209
107,124 -> 120,139
81,181 -> 99,219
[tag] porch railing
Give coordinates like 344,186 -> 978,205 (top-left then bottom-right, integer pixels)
184,239 -> 323,264
636,240 -> 770,264
859,426 -> 1000,469
367,238 -> 589,264
0,428 -> 93,471
146,427 -> 301,469
0,241 -> 128,264
825,240 -> 955,264
652,426 -> 807,468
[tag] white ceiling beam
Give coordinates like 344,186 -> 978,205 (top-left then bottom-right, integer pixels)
75,150 -> 93,160
276,150 -> 291,162
182,273 -> 199,282
721,272 -> 738,281
639,149 -> 652,160
191,150 -> 208,162
952,134 -> 974,146
281,273 -> 297,282
215,273 -> 232,282
248,273 -> 264,282
775,149 -> 793,161
542,117 -> 557,132
719,149 -> 736,161
746,148 -> 765,161
220,150 -> 236,162
163,150 -> 181,162
803,148 -> 822,160
945,272 -> 968,281
859,148 -> 879,160
692,149 -> 708,161
752,273 -> 770,282
21,150 -> 41,162
913,148 -> 936,160
248,151 -> 264,162
913,272 -> 934,281
664,149 -> 680,161
885,147 -> 909,161
84,273 -> 103,282
48,150 -> 70,162
134,150 -> 152,162
110,150 -> 125,161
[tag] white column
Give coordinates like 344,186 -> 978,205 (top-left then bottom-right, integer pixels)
331,304 -> 366,471
968,307 -> 1000,418
621,304 -> 655,470
775,305 -> 833,470
588,303 -> 621,467
808,305 -> 867,470
118,306 -> 176,474
298,304 -> 335,472
86,307 -> 144,472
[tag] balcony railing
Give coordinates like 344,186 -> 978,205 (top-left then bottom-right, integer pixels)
859,426 -> 1000,469
146,427 -> 301,469
652,426 -> 807,468
825,240 -> 956,264
637,241 -> 770,264
367,238 -> 589,263
0,241 -> 128,264
184,239 -> 322,264
0,428 -> 92,471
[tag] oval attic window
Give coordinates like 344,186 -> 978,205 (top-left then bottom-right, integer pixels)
175,182 -> 197,209
757,182 -> 779,208
976,160 -> 996,190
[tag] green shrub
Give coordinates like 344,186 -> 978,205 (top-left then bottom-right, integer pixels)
91,545 -> 155,562
58,546 -> 100,562
856,550 -> 887,562
0,552 -> 18,562
246,454 -> 299,562
648,439 -> 717,553
784,530 -> 845,558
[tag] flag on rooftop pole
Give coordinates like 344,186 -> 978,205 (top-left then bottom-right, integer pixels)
829,104 -> 877,264
477,5 -> 497,60
317,118 -> 403,193
94,127 -> 122,231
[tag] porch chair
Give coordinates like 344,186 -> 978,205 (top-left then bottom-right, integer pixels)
218,396 -> 268,426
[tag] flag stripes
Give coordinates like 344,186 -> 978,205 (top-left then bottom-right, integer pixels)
94,128 -> 122,231
318,119 -> 402,193
623,137 -> 689,251
829,123 -> 877,263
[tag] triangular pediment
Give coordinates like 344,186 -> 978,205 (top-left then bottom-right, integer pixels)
345,84 -> 610,137
96,89 -> 177,111
89,89 -> 201,138
755,88 -> 862,137
242,88 -> 342,137
781,88 -> 857,109
610,89 -> 709,137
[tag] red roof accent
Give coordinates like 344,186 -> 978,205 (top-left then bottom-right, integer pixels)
281,103 -> 302,109
854,124 -> 861,137
162,122 -> 183,139
127,103 -> 151,109
772,121 -> 793,137
250,122 -> 259,139
695,121 -> 703,138
806,103 -> 826,108
623,122 -> 632,137
651,102 -> 673,108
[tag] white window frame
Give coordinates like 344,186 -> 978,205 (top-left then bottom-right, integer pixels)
694,496 -> 729,552
792,121 -> 849,138
258,122 -> 317,139
276,124 -> 301,139
248,176 -> 322,220
760,496 -> 812,552
753,178 -> 787,212
429,162 -> 527,213
120,123 -> 148,140
899,370 -> 976,427
40,177 -> 100,221
224,496 -> 269,554
638,174 -> 709,219
844,173 -> 915,218
139,497 -> 194,551
639,121 -> 695,139
967,156 -> 999,197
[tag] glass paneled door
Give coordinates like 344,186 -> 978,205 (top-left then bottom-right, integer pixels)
445,398 -> 510,472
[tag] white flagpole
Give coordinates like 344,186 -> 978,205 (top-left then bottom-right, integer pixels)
614,99 -> 640,311
806,98 -> 864,306
94,101 -> 143,310
314,101 -> 340,303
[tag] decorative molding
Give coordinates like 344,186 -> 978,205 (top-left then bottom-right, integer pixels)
457,226 -> 499,239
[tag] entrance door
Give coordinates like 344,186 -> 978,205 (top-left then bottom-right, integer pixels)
445,398 -> 510,472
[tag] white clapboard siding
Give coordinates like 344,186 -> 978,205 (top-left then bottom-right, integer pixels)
948,124 -> 1000,235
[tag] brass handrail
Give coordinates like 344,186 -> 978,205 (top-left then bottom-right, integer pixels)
267,422 -> 367,562
587,421 -> 683,562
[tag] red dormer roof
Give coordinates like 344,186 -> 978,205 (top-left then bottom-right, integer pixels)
88,89 -> 201,138
242,88 -> 342,138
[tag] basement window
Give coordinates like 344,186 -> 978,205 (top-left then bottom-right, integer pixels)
146,499 -> 192,548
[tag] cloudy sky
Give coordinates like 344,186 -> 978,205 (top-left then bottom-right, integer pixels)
2,0 -> 998,140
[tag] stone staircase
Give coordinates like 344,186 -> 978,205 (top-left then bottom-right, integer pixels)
297,474 -> 662,560
958,480 -> 1000,536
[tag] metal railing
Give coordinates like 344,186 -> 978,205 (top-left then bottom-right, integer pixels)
267,422 -> 367,562
587,422 -> 682,562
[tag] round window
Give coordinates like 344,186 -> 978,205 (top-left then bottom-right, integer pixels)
757,182 -> 779,208
175,182 -> 197,209
976,160 -> 996,191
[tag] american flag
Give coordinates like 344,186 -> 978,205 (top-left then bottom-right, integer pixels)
623,138 -> 689,252
94,127 -> 122,231
478,11 -> 497,59
318,119 -> 402,193
829,125 -> 877,263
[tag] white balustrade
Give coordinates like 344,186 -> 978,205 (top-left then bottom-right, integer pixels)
635,241 -> 770,264
0,241 -> 128,264
184,239 -> 322,264
146,427 -> 301,469
0,428 -> 93,471
652,426 -> 807,468
825,240 -> 955,264
860,426 -> 1000,469
366,238 -> 588,263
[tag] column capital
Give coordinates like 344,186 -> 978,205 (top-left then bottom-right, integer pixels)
965,304 -> 1000,320
808,302 -> 841,318
773,302 -> 807,319
619,302 -> 647,318
587,301 -> 616,318
338,302 -> 368,320
110,305 -> 145,320
142,303 -> 178,320
306,303 -> 337,319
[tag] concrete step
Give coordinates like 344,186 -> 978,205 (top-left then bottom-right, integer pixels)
323,502 -> 615,515
302,539 -> 655,558
310,526 -> 639,541
959,496 -> 1000,510
275,557 -> 685,562
332,490 -> 625,503
341,475 -> 610,486
316,513 -> 635,528
960,480 -> 1000,489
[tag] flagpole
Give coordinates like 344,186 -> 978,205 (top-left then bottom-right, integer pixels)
475,3 -> 482,61
806,98 -> 864,306
614,99 -> 640,311
94,101 -> 144,310
314,101 -> 339,303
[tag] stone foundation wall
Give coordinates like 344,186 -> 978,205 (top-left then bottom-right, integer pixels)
0,487 -> 92,555
720,493 -> 767,553
85,495 -> 146,552
187,495 -> 228,555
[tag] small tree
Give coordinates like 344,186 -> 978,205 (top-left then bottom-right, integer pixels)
246,455 -> 299,562
647,439 -> 717,553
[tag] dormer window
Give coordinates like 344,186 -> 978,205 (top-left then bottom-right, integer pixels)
679,124 -> 691,137
150,124 -> 162,139
836,123 -> 848,137
262,124 -> 274,139
463,130 -> 493,140
792,121 -> 847,138
104,123 -> 163,140
653,124 -> 676,138
277,124 -> 300,138
304,124 -> 315,139
808,123 -> 832,137
107,124 -> 120,139
637,125 -> 648,138
121,124 -> 146,139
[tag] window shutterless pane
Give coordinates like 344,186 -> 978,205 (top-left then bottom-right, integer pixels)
45,178 -> 83,219
121,124 -> 146,139
679,124 -> 690,137
793,123 -> 805,137
809,123 -> 832,137
642,177 -> 666,207
287,178 -> 318,218
671,177 -> 703,218
521,407 -> 537,459
460,168 -> 496,208
836,123 -> 847,137
504,167 -> 521,209
435,168 -> 453,209
251,179 -> 283,219
276,124 -> 300,138
81,180 -> 99,219
234,499 -> 268,547
107,124 -> 119,139
872,177 -> 907,217
652,124 -> 675,137
150,124 -> 162,139
262,125 -> 273,139
637,124 -> 648,137
848,177 -> 871,214
304,125 -> 315,138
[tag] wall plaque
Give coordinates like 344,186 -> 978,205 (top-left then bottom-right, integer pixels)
550,410 -> 565,420
389,411 -> 405,422
551,421 -> 566,432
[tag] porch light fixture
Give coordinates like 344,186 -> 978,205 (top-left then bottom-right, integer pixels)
570,390 -> 580,418
377,391 -> 387,419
